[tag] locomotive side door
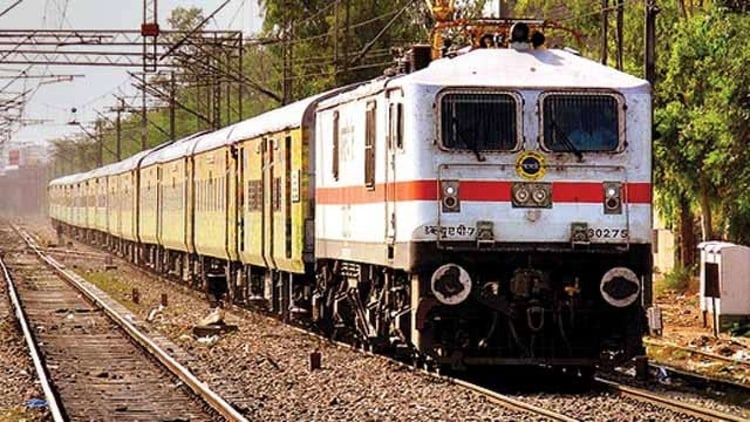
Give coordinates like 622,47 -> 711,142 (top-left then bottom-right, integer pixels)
385,90 -> 403,249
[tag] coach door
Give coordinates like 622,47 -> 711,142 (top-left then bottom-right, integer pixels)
262,137 -> 276,268
237,145 -> 245,253
385,91 -> 404,253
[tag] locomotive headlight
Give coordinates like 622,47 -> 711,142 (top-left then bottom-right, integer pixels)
441,180 -> 460,213
514,186 -> 530,204
513,182 -> 552,208
603,182 -> 623,214
431,263 -> 472,305
531,187 -> 548,204
600,267 -> 640,307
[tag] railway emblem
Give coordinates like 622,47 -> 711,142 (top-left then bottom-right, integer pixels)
515,151 -> 546,180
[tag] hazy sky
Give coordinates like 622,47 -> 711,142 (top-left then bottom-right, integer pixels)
2,0 -> 262,147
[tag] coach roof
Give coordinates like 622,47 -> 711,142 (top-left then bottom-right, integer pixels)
141,131 -> 207,166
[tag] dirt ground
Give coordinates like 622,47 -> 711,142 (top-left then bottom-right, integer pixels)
649,278 -> 750,385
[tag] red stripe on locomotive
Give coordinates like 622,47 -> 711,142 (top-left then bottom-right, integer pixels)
316,181 -> 651,204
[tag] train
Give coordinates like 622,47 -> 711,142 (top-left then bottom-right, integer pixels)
49,20 -> 652,374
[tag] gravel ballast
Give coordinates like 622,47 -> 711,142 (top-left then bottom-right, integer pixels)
29,221 -> 750,421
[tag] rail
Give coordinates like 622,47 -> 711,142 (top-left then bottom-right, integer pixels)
645,338 -> 750,368
13,226 -> 249,422
595,377 -> 748,422
0,239 -> 65,421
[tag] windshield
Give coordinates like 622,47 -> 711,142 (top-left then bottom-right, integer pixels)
542,94 -> 620,152
440,92 -> 518,151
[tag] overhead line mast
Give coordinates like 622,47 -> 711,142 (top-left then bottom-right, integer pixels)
142,0 -> 159,73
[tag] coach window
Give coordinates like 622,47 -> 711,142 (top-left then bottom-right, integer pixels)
365,101 -> 376,189
541,93 -> 622,153
439,91 -> 519,152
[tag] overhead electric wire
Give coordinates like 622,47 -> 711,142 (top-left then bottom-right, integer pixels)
21,0 -> 72,127
245,5 -> 406,49
554,0 -> 640,22
160,0 -> 233,61
348,0 -> 417,66
285,59 -> 396,82
0,0 -> 25,19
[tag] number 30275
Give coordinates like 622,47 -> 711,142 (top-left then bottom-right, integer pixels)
587,228 -> 629,239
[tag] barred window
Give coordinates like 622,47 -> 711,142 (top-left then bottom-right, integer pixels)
542,94 -> 620,153
440,92 -> 518,151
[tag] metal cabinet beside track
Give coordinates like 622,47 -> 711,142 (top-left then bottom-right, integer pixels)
699,241 -> 750,331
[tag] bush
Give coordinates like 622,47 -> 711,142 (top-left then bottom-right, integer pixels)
659,265 -> 696,293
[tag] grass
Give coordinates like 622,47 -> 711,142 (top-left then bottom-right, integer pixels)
654,265 -> 697,296
83,270 -> 142,314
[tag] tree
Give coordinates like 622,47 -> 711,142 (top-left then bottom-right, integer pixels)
657,7 -> 750,245
256,0 -> 489,102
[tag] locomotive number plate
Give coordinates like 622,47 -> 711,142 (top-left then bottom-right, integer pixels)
587,227 -> 629,239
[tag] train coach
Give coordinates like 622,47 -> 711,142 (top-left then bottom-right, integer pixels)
50,20 -> 652,374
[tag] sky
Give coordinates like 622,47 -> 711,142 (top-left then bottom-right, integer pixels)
1,0 -> 263,150
0,0 -> 503,154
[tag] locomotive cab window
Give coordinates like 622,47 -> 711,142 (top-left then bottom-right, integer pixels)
541,93 -> 622,153
439,91 -> 519,151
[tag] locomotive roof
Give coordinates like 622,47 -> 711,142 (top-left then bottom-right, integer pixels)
399,48 -> 649,91
321,48 -> 650,108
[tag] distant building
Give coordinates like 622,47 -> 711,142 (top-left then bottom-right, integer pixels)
0,142 -> 50,215
0,142 -> 49,172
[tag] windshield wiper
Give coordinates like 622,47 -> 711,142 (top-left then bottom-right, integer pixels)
551,119 -> 583,162
453,117 -> 486,162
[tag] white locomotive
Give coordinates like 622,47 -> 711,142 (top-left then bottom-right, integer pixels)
312,23 -> 651,370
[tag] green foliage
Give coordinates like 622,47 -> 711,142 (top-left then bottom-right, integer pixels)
656,7 -> 750,244
728,321 -> 750,337
659,265 -> 695,293
257,0 -> 434,100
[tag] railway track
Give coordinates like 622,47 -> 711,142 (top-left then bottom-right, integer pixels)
0,224 -> 247,421
644,338 -> 750,369
594,377 -> 748,422
22,223 -> 750,422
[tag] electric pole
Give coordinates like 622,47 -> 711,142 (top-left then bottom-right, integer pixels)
616,0 -> 624,70
96,120 -> 103,166
116,98 -> 123,161
601,0 -> 608,65
142,0 -> 159,73
170,71 -> 176,140
141,81 -> 148,150
644,0 -> 659,85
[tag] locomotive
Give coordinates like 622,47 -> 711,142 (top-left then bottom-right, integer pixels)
49,18 -> 652,373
